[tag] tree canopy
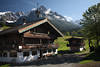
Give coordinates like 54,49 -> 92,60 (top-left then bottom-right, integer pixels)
81,3 -> 100,46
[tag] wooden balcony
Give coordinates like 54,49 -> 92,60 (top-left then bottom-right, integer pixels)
24,32 -> 50,39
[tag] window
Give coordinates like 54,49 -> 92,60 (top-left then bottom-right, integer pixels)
0,52 -> 2,57
32,51 -> 37,55
43,50 -> 47,53
30,28 -> 36,33
23,52 -> 29,56
53,49 -> 56,52
48,49 -> 52,52
33,39 -> 40,44
42,39 -> 48,44
24,38 -> 40,44
10,52 -> 17,57
3,52 -> 7,57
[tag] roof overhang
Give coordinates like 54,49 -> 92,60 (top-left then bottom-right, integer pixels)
0,18 -> 64,37
18,18 -> 64,37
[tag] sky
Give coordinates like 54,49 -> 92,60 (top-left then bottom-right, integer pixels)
0,0 -> 99,21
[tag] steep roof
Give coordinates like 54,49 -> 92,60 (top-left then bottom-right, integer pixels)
0,18 -> 64,37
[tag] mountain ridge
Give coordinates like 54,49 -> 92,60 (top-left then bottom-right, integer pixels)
0,6 -> 80,34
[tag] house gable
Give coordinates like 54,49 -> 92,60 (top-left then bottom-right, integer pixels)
18,19 -> 64,37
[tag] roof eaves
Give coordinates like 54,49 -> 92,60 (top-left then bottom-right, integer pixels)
18,19 -> 48,33
47,20 -> 64,37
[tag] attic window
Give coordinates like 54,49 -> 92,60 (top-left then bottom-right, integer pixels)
30,28 -> 37,33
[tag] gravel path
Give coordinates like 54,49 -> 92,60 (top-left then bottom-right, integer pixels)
11,54 -> 86,67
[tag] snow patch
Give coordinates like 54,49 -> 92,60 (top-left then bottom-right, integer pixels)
64,16 -> 73,22
32,8 -> 37,11
6,20 -> 16,23
61,18 -> 66,21
54,15 -> 60,19
45,8 -> 51,14
0,12 -> 6,15
0,11 -> 12,15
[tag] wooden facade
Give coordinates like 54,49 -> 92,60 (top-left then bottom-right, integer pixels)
67,37 -> 85,52
0,19 -> 63,63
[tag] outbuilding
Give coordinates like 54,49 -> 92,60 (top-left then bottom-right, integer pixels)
66,37 -> 85,52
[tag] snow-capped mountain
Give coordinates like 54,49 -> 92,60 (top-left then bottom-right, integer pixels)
0,6 -> 80,34
0,11 -> 24,23
16,11 -> 24,17
22,6 -> 68,22
28,6 -> 80,34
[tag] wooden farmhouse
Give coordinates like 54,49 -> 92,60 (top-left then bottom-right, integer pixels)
0,18 -> 64,63
66,37 -> 85,52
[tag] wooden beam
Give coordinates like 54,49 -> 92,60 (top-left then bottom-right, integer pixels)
18,19 -> 48,33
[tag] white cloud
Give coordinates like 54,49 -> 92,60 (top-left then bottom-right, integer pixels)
64,16 -> 73,22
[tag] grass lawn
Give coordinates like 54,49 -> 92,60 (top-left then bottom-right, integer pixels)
80,60 -> 94,64
0,64 -> 10,67
55,36 -> 89,53
80,51 -> 100,64
0,26 -> 10,31
55,36 -> 100,64
54,36 -> 70,51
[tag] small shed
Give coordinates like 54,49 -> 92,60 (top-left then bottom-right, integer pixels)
66,37 -> 85,52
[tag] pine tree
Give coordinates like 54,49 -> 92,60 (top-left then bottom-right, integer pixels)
81,3 -> 100,47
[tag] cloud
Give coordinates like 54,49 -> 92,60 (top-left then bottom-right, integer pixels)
64,16 -> 73,22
